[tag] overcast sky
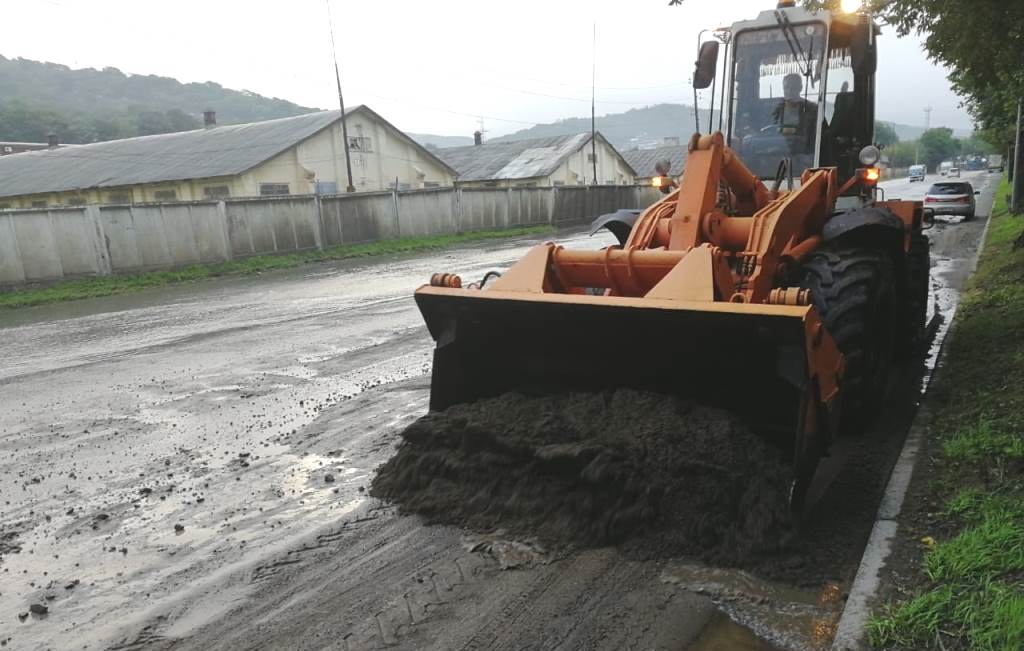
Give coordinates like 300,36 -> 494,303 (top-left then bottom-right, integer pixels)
2,0 -> 973,137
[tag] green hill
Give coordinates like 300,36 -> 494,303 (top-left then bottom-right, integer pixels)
0,55 -> 319,144
486,103 -> 970,149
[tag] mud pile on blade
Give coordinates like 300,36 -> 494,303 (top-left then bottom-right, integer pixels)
372,390 -> 793,562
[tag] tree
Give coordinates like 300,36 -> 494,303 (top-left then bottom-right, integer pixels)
885,141 -> 918,168
959,133 -> 996,157
919,127 -> 960,171
874,121 -> 899,147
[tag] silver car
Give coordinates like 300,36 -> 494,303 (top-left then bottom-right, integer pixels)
924,181 -> 979,220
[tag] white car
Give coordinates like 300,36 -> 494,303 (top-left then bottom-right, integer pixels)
908,164 -> 926,182
924,181 -> 979,220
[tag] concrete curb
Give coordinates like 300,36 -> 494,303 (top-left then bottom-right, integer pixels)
829,176 -> 999,651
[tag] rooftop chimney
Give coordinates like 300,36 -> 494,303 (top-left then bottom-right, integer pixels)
473,130 -> 483,146
203,110 -> 217,129
47,133 -> 58,149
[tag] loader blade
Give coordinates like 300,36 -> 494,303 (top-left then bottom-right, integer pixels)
415,286 -> 829,511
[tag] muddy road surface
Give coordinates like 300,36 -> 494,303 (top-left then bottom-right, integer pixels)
0,171 -> 996,651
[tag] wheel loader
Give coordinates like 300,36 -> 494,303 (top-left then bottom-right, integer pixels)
414,1 -> 929,512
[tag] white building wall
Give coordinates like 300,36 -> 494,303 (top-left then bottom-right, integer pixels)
548,137 -> 635,186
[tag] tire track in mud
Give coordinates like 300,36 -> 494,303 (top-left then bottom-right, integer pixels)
137,505 -> 713,651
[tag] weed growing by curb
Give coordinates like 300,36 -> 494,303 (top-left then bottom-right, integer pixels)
868,177 -> 1024,650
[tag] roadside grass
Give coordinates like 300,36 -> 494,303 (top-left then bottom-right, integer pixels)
868,177 -> 1024,650
0,225 -> 554,309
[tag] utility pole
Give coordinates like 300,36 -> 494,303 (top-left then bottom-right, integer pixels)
326,0 -> 356,193
591,22 -> 598,185
1012,98 -> 1024,214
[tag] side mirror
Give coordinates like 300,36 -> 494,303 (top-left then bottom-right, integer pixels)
693,41 -> 719,90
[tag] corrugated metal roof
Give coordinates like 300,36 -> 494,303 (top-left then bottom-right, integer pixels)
438,133 -> 598,182
622,145 -> 688,179
0,108 -> 354,199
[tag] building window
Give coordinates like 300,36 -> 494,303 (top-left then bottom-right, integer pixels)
203,185 -> 231,199
587,153 -> 597,163
153,189 -> 178,201
68,196 -> 87,206
552,181 -> 565,187
0,203 -> 10,210
31,200 -> 47,208
259,183 -> 291,196
423,181 -> 441,189
107,192 -> 131,204
348,136 -> 373,152
315,181 -> 338,195
387,182 -> 411,191
605,180 -> 615,185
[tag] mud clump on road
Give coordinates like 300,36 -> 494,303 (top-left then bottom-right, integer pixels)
371,390 -> 793,563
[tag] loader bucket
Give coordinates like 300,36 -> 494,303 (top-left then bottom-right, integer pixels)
414,286 -> 838,513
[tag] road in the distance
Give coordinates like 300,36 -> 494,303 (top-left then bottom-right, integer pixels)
0,170 -> 996,651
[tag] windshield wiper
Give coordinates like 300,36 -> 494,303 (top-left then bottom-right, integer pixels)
774,10 -> 812,78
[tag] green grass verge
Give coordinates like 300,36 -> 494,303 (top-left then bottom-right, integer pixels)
0,226 -> 555,309
868,177 -> 1024,651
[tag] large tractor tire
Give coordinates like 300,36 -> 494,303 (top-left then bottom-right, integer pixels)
898,232 -> 930,358
798,246 -> 897,431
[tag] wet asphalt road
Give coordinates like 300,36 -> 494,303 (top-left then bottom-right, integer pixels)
0,171 -> 997,651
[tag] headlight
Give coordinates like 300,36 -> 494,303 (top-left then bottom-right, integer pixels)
859,145 -> 881,166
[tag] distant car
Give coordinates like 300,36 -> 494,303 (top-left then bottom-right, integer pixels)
924,181 -> 979,220
908,164 -> 926,182
948,167 -> 960,178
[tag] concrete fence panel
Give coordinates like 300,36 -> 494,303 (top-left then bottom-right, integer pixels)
459,189 -> 509,232
319,192 -> 396,246
10,210 -> 64,281
186,203 -> 231,263
224,196 -> 319,256
507,188 -> 551,228
128,205 -> 176,268
157,204 -> 203,266
48,208 -> 105,277
99,206 -> 143,271
0,215 -> 26,284
551,187 -> 589,225
396,188 -> 456,238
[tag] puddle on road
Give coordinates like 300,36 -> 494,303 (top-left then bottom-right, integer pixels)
665,563 -> 841,651
687,612 -> 787,650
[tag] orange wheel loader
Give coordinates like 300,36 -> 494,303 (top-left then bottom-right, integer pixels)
414,1 -> 929,513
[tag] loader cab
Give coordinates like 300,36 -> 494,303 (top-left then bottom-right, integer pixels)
726,6 -> 877,190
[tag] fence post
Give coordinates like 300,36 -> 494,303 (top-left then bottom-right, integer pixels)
85,204 -> 112,276
312,195 -> 325,251
392,189 -> 401,239
549,186 -> 557,225
217,200 -> 233,261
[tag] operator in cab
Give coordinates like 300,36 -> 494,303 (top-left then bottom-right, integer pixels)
772,73 -> 817,144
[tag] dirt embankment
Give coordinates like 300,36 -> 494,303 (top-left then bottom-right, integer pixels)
372,389 -> 794,563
